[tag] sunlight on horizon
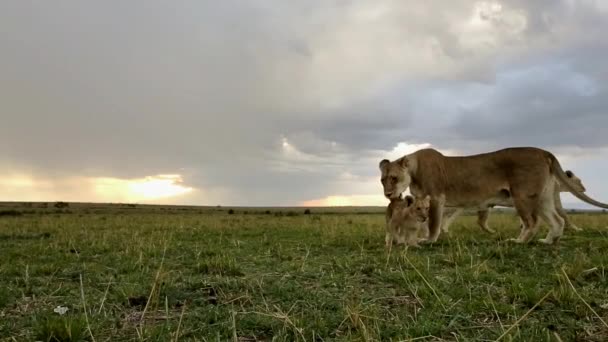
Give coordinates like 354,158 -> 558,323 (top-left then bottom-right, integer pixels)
301,194 -> 388,207
0,173 -> 194,203
94,174 -> 194,202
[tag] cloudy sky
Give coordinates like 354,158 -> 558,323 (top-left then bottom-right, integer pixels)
1,0 -> 607,207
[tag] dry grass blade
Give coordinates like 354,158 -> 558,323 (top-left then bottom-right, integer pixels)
173,301 -> 187,342
97,279 -> 112,315
231,307 -> 238,342
560,267 -> 608,329
401,254 -> 446,311
494,290 -> 553,342
140,246 -> 167,325
79,273 -> 96,342
487,288 -> 505,333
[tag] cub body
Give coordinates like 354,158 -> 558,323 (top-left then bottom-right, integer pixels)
385,195 -> 430,247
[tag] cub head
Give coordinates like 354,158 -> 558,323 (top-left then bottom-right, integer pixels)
411,195 -> 431,222
379,158 -> 412,199
565,170 -> 586,192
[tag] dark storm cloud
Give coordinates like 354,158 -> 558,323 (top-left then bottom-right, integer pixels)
1,0 -> 608,205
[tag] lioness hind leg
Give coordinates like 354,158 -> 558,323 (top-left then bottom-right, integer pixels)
510,197 -> 540,243
538,195 -> 565,244
441,208 -> 463,233
477,209 -> 496,234
563,216 -> 582,232
539,209 -> 565,244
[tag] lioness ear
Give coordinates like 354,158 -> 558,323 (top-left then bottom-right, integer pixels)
405,195 -> 414,206
398,157 -> 409,168
379,159 -> 390,171
565,170 -> 573,178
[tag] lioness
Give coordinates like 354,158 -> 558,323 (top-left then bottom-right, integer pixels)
379,147 -> 608,244
385,195 -> 430,247
441,170 -> 587,233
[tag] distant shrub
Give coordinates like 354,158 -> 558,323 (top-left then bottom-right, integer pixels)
304,209 -> 311,215
285,211 -> 298,217
0,210 -> 22,217
265,210 -> 271,215
228,209 -> 235,215
274,212 -> 283,217
54,201 -> 69,209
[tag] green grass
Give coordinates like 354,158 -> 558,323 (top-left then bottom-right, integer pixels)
1,207 -> 608,341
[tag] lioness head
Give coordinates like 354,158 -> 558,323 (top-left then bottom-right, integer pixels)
379,158 -> 411,199
565,170 -> 586,192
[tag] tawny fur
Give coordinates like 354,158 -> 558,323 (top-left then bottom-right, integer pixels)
385,195 -> 430,247
379,147 -> 608,245
441,170 -> 587,234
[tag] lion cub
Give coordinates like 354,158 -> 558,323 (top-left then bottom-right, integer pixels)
385,195 -> 431,247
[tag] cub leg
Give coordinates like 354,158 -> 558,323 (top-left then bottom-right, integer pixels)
405,226 -> 421,247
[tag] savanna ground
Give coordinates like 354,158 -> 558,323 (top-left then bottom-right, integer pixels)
1,202 -> 608,341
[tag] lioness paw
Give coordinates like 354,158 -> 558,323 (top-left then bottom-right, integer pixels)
539,237 -> 560,245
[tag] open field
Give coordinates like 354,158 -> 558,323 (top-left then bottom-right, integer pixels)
2,204 -> 608,341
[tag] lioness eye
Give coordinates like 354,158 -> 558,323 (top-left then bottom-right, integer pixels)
391,176 -> 397,183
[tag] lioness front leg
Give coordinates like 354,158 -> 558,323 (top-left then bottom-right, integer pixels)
426,198 -> 444,242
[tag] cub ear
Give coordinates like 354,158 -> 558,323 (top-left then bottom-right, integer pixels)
423,195 -> 431,205
405,195 -> 414,206
398,157 -> 409,168
379,159 -> 390,171
565,170 -> 573,178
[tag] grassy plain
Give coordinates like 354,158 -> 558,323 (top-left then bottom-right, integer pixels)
1,203 -> 608,341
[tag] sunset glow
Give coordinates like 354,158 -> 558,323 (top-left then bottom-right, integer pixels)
93,174 -> 194,202
0,173 -> 194,203
301,194 -> 388,207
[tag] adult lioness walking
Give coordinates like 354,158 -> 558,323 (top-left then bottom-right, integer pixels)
379,147 -> 608,245
441,170 -> 587,234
